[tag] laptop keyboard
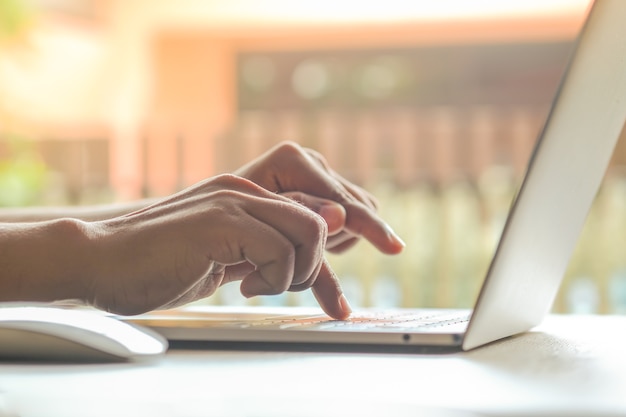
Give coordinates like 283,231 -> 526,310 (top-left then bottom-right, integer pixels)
240,310 -> 471,332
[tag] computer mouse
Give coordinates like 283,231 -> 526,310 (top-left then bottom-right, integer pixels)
0,305 -> 168,362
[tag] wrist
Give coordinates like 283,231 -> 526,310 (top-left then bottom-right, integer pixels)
48,218 -> 100,303
0,218 -> 98,304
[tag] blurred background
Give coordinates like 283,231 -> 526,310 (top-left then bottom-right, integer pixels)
2,0 -> 626,314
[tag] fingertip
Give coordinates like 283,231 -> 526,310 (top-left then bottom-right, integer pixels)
337,294 -> 353,320
385,225 -> 406,254
367,223 -> 406,255
311,261 -> 351,320
318,202 -> 347,235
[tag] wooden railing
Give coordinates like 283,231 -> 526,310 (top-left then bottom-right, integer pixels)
17,104 -> 626,314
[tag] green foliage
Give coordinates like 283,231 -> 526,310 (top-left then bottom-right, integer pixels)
0,136 -> 47,207
0,0 -> 45,206
0,0 -> 31,40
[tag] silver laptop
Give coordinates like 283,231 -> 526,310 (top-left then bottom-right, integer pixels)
127,0 -> 626,351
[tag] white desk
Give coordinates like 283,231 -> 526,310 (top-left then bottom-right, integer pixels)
1,315 -> 626,417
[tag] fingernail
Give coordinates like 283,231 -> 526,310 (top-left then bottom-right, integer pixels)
339,293 -> 353,317
385,224 -> 406,248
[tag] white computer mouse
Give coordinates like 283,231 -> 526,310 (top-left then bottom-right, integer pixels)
0,305 -> 168,362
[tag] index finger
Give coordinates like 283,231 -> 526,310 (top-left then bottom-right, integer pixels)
280,144 -> 405,254
311,259 -> 352,320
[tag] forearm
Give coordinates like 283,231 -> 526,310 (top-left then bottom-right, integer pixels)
0,200 -> 157,223
0,219 -> 95,304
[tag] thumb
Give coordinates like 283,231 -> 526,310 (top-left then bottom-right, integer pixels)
282,192 -> 346,236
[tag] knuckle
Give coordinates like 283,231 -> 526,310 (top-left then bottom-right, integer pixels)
274,141 -> 306,159
300,210 -> 327,244
305,148 -> 329,167
206,191 -> 243,216
211,173 -> 254,189
212,187 -> 242,201
208,187 -> 257,211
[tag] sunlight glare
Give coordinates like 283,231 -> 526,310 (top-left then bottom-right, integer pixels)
215,0 -> 591,24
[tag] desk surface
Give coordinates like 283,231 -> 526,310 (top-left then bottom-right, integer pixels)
1,314 -> 626,417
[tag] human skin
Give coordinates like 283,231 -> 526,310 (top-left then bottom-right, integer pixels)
0,142 -> 404,319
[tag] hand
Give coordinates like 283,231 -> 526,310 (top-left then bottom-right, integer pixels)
83,142 -> 403,320
235,142 -> 405,255
85,174 -> 351,319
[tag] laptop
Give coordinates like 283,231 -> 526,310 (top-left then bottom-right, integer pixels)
126,0 -> 626,352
